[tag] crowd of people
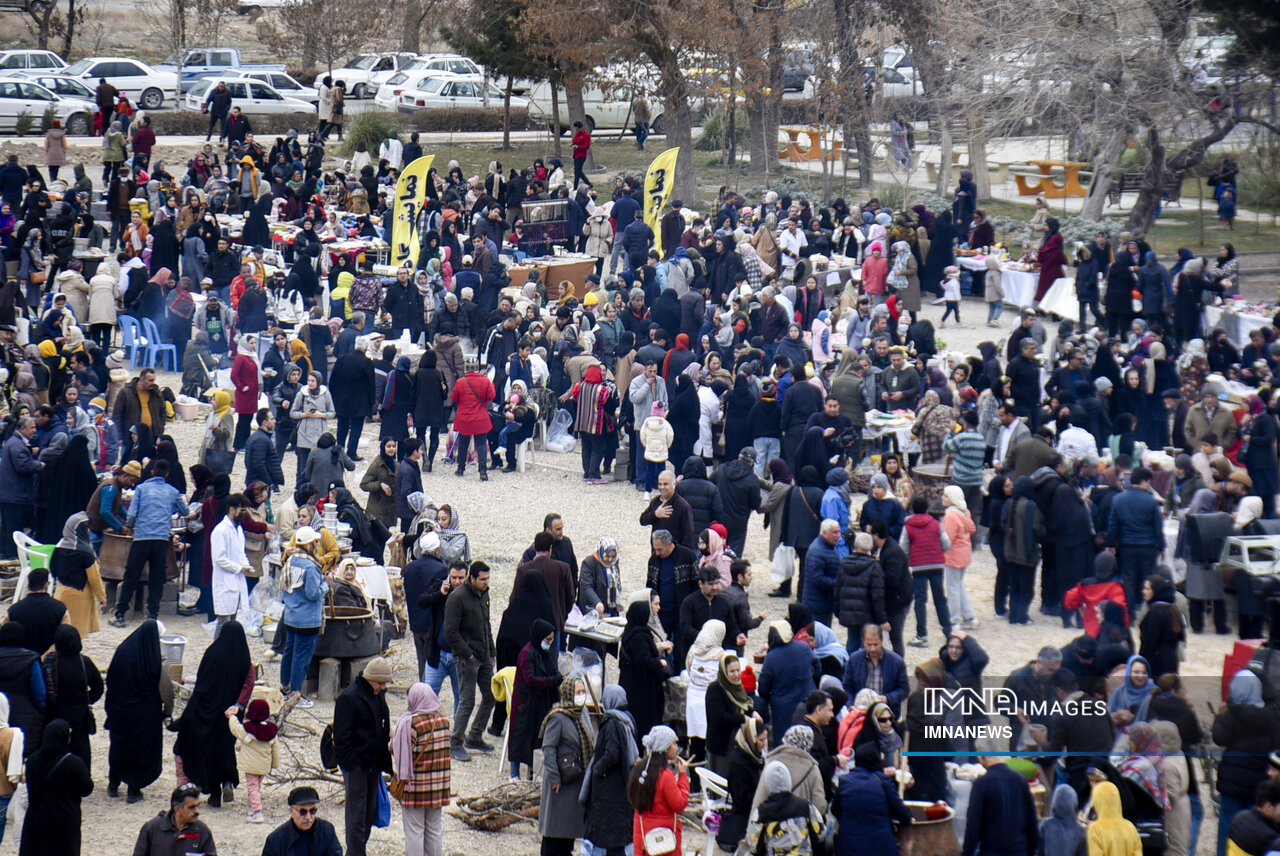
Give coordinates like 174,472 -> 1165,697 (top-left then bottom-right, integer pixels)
0,119 -> 1277,856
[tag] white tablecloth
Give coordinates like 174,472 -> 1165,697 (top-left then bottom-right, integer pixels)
955,256 -> 1074,315
1202,304 -> 1272,349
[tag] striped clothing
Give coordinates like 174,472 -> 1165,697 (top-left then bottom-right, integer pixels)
401,711 -> 452,808
943,429 -> 987,486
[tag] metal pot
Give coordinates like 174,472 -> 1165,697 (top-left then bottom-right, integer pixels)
314,605 -> 382,659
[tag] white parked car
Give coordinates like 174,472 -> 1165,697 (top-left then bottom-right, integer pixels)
61,56 -> 179,109
0,50 -> 68,73
13,72 -> 96,101
225,69 -> 319,104
184,77 -> 314,114
0,78 -> 93,135
395,74 -> 527,113
524,80 -> 638,132
328,52 -> 418,99
372,53 -> 485,105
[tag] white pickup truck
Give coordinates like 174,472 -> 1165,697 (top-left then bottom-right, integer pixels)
157,48 -> 286,93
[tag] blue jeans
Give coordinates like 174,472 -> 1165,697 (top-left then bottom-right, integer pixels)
986,301 -> 1004,323
1189,790 -> 1203,856
424,650 -> 459,717
281,627 -> 320,695
644,460 -> 664,491
753,437 -> 781,477
336,415 -> 365,459
1218,793 -> 1249,856
294,448 -> 310,488
0,793 -> 9,845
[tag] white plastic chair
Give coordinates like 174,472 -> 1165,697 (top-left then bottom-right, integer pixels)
12,532 -> 45,603
694,766 -> 731,856
516,438 -> 535,473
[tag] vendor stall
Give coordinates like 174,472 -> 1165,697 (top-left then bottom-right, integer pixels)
1203,302 -> 1275,349
508,255 -> 597,301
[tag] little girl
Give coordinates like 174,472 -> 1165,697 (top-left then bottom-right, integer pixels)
639,401 -> 674,499
1219,187 -> 1236,230
940,265 -> 962,326
228,699 -> 279,823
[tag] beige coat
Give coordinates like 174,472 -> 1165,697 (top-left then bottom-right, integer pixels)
58,270 -> 91,323
228,716 -> 280,776
584,210 -> 612,259
317,83 -> 334,124
44,128 -> 66,166
750,744 -> 827,815
88,272 -> 118,326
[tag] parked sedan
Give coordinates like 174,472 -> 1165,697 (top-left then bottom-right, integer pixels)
0,50 -> 67,73
183,77 -> 313,114
14,72 -> 96,101
61,56 -> 179,109
225,69 -> 319,104
329,52 -> 418,99
0,78 -> 93,135
396,74 -> 527,112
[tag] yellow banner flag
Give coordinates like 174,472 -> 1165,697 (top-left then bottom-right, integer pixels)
643,147 -> 679,258
391,155 -> 435,267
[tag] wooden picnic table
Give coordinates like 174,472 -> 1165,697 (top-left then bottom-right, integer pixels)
1014,159 -> 1091,198
778,126 -> 842,162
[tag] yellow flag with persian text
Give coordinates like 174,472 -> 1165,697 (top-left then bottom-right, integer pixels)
391,155 -> 435,267
643,147 -> 679,258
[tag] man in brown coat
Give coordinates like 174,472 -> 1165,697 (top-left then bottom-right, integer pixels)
512,531 -> 575,646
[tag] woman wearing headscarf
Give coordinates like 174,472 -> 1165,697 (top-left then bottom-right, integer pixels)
199,389 -> 234,473
0,622 -> 42,760
333,485 -> 386,560
280,529 -> 327,702
105,619 -> 172,800
904,659 -> 956,802
1108,654 -> 1155,729
745,760 -> 825,856
582,684 -> 639,856
393,682 -> 452,856
812,621 -> 849,679
667,373 -> 700,467
51,513 -> 108,636
144,434 -> 187,493
921,210 -> 956,299
579,536 -> 623,623
508,617 -> 560,779
1212,668 -> 1273,854
570,364 -> 618,483
231,332 -> 261,450
793,425 -> 830,477
912,389 -> 958,466
1033,218 -> 1067,306
18,719 -> 92,856
380,355 -> 416,445
620,599 -> 668,739
41,625 -> 103,769
35,433 -> 95,545
1117,721 -> 1169,836
1241,393 -> 1280,519
704,652 -> 753,776
1137,575 -> 1184,678
718,715 -> 768,852
539,677 -> 592,855
174,619 -> 253,807
685,618 -> 726,762
888,239 -> 921,320
414,351 -> 449,471
359,436 -> 400,529
758,620 -> 819,747
629,724 -> 690,856
1040,784 -> 1087,856
1151,719 -> 1191,856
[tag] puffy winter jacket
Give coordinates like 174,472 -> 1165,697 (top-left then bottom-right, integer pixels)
714,458 -> 762,525
677,457 -> 724,535
802,536 -> 842,618
834,552 -> 887,631
900,513 -> 948,570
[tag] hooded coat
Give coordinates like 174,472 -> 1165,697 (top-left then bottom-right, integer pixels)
104,620 -> 173,789
42,625 -> 103,769
1085,782 -> 1142,856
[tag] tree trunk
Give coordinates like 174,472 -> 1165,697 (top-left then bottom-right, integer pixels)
967,128 -> 990,200
1079,124 -> 1129,220
399,0 -> 421,52
849,123 -> 873,188
550,80 -> 562,159
934,112 -> 952,199
1126,117 -> 1239,235
29,3 -> 55,50
645,49 -> 697,205
61,0 -> 78,59
727,99 -> 737,167
747,98 -> 766,176
566,83 -> 595,170
501,77 -> 513,151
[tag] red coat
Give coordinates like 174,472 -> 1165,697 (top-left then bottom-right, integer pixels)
1063,580 -> 1128,636
633,768 -> 689,856
572,129 -> 591,159
1036,233 -> 1067,300
231,353 -> 260,414
449,372 -> 496,435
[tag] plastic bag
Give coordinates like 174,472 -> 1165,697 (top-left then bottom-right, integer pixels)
249,572 -> 285,621
771,544 -> 796,585
545,407 -> 576,453
374,775 -> 391,828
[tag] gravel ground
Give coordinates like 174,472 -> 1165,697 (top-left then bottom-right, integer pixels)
48,287 -> 1235,856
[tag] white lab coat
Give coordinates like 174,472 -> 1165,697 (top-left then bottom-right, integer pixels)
211,516 -> 250,616
693,384 -> 721,457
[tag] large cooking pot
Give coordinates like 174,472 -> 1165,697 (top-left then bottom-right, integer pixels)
911,463 -> 952,516
314,605 -> 382,659
897,801 -> 960,856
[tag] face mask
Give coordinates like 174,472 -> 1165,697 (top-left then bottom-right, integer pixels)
574,693 -> 587,706
540,641 -> 551,651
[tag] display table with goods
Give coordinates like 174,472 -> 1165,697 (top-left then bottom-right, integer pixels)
506,253 -> 598,299
956,250 -> 1075,315
1202,298 -> 1276,349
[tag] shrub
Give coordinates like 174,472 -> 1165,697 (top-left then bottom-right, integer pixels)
875,183 -> 946,214
148,111 -> 316,137
336,110 -> 404,158
405,106 -> 531,134
42,106 -> 56,131
1057,215 -> 1125,248
15,111 -> 33,137
695,106 -> 749,153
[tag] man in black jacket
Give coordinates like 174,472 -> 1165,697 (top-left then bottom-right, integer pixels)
261,786 -> 343,856
660,199 -> 684,259
677,456 -> 723,536
6,570 -> 66,655
1008,338 -> 1043,429
329,341 -> 377,461
962,738 -> 1040,856
714,447 -> 763,556
333,658 -> 392,856
835,532 -> 887,651
869,519 -> 913,657
677,568 -> 743,665
641,470 -> 696,551
243,408 -> 284,491
207,237 -> 239,304
443,561 -> 495,762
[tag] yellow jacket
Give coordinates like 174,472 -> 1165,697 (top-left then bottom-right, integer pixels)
1087,782 -> 1143,856
228,715 -> 279,776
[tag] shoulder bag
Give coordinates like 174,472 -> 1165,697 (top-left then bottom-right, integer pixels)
639,816 -> 677,855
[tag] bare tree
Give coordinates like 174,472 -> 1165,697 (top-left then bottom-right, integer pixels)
263,0 -> 390,74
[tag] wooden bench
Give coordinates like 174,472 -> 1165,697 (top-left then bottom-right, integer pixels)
1106,170 -> 1185,206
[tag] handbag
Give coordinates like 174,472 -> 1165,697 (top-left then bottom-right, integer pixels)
770,544 -> 797,585
640,817 -> 677,856
557,742 -> 584,785
205,447 -> 235,475
29,270 -> 46,286
388,776 -> 406,801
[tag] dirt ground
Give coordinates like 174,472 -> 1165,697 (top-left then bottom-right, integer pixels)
29,286 -> 1234,856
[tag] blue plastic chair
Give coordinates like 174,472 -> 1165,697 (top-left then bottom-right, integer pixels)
141,317 -> 178,371
118,315 -> 143,370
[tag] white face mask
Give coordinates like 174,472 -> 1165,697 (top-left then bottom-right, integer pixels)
540,641 -> 551,651
573,693 -> 587,706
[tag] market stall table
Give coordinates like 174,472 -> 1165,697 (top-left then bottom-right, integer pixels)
1203,303 -> 1273,349
507,255 -> 597,300
955,255 -> 1074,314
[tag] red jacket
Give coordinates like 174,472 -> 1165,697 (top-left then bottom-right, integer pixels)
903,513 -> 946,568
633,768 -> 689,856
572,129 -> 591,159
450,372 -> 496,435
1062,580 -> 1128,636
231,352 -> 260,414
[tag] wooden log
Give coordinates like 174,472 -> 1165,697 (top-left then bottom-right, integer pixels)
317,658 -> 341,702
